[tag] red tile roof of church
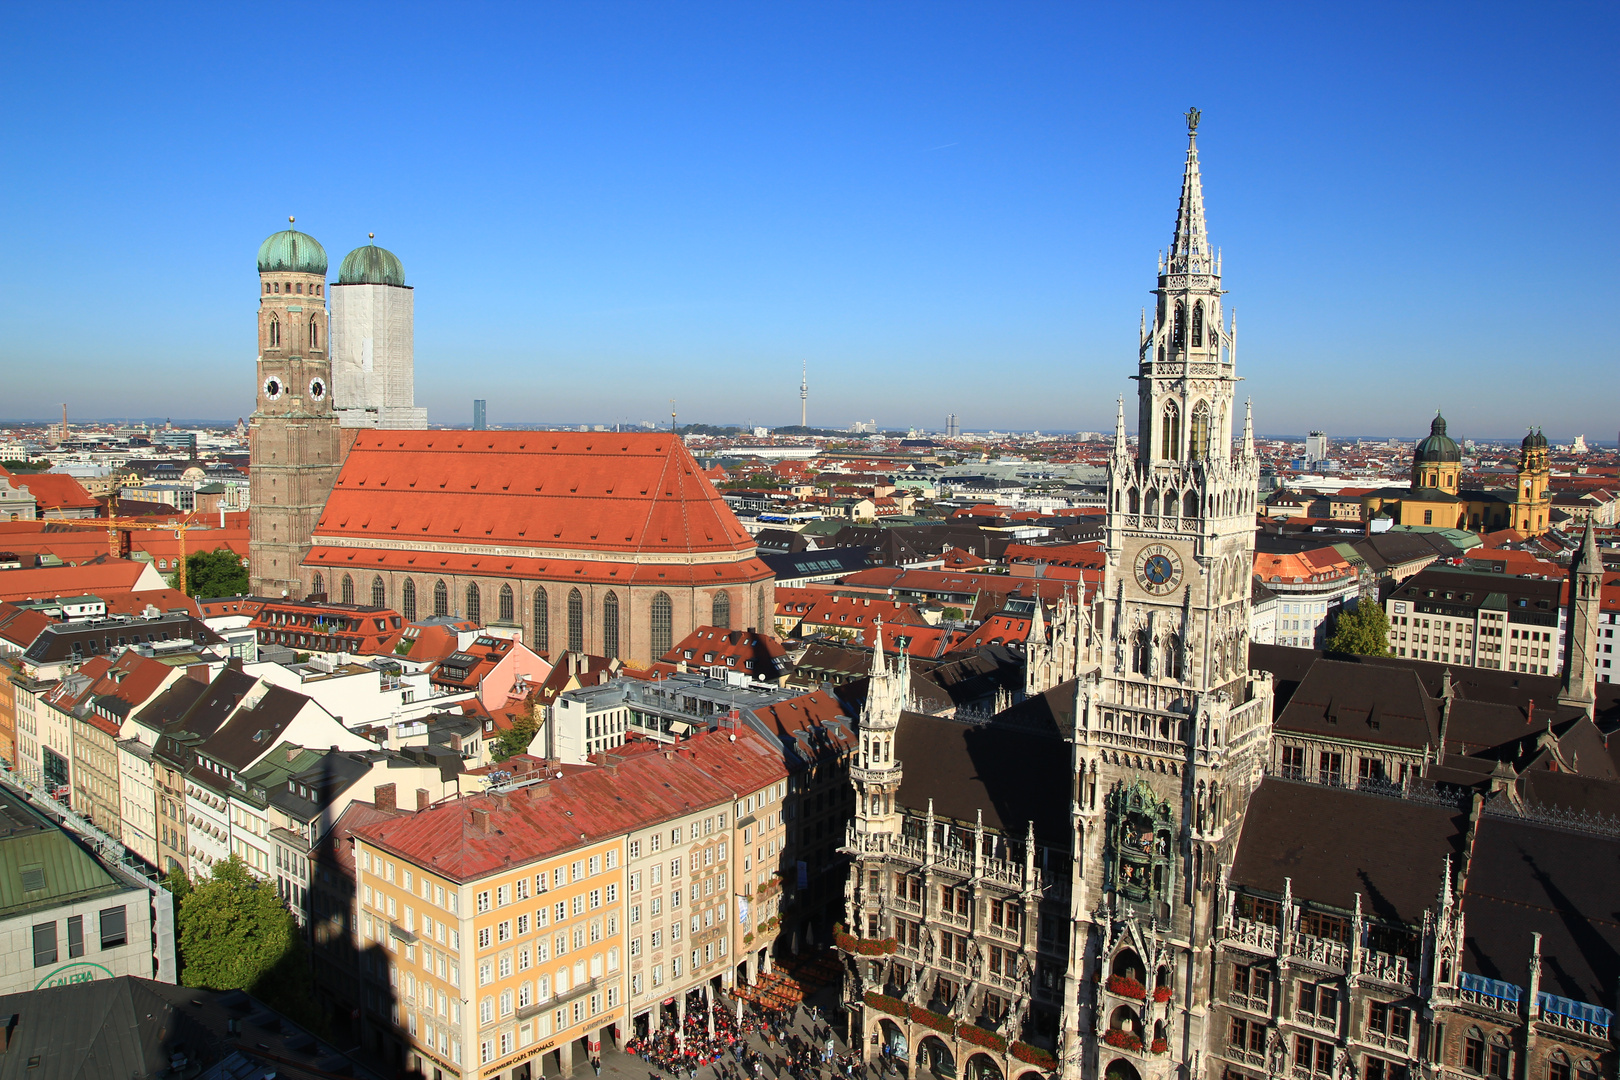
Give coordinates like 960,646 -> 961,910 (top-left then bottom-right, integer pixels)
313,432 -> 759,558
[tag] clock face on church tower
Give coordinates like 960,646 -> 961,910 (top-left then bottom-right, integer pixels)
1135,544 -> 1184,596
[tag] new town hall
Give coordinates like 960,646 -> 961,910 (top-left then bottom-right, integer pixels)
837,113 -> 1619,1080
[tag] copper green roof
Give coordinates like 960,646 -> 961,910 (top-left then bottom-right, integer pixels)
1414,413 -> 1461,464
338,242 -> 406,286
257,226 -> 328,275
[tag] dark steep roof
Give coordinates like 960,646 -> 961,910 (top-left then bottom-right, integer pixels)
892,711 -> 1071,845
1229,778 -> 1467,925
1462,816 -> 1620,1009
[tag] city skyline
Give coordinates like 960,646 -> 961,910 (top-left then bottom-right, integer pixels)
2,4 -> 1615,435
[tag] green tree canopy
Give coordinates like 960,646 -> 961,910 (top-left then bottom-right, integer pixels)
491,713 -> 540,762
1326,601 -> 1391,657
173,857 -> 322,1031
185,546 -> 249,597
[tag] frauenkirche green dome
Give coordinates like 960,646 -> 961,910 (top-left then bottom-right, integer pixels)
257,220 -> 328,275
338,239 -> 407,286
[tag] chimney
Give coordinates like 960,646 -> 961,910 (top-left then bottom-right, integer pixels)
471,807 -> 491,833
187,664 -> 210,684
416,788 -> 430,812
374,783 -> 397,813
530,782 -> 552,798
286,746 -> 297,762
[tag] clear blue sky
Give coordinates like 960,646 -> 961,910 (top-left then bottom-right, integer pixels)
2,3 -> 1615,440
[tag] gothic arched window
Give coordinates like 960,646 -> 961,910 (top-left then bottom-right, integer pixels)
498,584 -> 514,624
1172,302 -> 1186,350
309,317 -> 320,349
602,591 -> 620,659
1163,634 -> 1183,680
433,579 -> 448,618
1161,402 -> 1181,460
1184,491 -> 1199,518
712,591 -> 730,630
1144,489 -> 1159,516
340,573 -> 354,605
1191,301 -> 1204,347
371,575 -> 386,608
310,572 -> 324,598
465,583 -> 481,624
567,588 -> 584,653
1190,401 -> 1211,460
1129,489 -> 1140,515
651,591 -> 674,660
268,316 -> 280,348
533,588 -> 549,653
402,578 -> 417,621
1131,629 -> 1151,675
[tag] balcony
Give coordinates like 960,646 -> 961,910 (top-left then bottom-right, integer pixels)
1291,934 -> 1347,971
1357,951 -> 1414,990
1537,991 -> 1612,1041
1223,918 -> 1279,956
1455,973 -> 1521,1017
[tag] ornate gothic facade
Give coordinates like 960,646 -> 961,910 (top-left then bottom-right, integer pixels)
837,114 -> 1618,1080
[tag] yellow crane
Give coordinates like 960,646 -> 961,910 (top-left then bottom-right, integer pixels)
48,497 -> 215,595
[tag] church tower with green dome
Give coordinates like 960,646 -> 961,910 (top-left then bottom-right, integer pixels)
248,219 -> 344,597
330,237 -> 428,429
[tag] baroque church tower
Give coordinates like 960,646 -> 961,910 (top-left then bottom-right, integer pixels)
1058,111 -> 1274,1080
248,221 -> 344,597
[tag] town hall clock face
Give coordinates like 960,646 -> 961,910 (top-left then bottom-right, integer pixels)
1135,544 -> 1184,596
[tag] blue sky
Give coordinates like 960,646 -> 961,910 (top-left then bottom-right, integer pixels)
1,3 -> 1615,439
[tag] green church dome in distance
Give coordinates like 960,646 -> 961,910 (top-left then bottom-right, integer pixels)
1414,412 -> 1462,464
257,218 -> 328,275
338,236 -> 407,286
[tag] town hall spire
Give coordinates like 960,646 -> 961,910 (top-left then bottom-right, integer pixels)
1169,107 -> 1212,275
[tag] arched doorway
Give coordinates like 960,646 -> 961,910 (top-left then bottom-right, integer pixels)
918,1035 -> 956,1079
1104,1059 -> 1142,1080
964,1053 -> 1003,1080
878,1019 -> 908,1063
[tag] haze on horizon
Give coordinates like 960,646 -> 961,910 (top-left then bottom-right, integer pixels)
0,3 -> 1614,440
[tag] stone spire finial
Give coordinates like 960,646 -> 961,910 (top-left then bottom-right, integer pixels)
870,616 -> 886,678
1242,399 -> 1255,458
1170,110 -> 1211,274
1114,396 -> 1128,455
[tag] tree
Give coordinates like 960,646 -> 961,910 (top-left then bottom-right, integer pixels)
491,712 -> 540,762
1326,601 -> 1391,657
173,857 -> 320,1031
184,546 -> 249,597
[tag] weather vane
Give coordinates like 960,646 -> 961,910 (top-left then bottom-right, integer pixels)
1185,107 -> 1201,133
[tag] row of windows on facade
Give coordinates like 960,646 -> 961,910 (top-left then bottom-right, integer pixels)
313,573 -> 754,657
264,281 -> 322,296
476,986 -> 621,1067
31,906 -> 128,966
264,314 -> 320,349
1119,483 -> 1253,520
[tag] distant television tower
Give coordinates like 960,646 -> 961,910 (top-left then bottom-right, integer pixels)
800,361 -> 808,428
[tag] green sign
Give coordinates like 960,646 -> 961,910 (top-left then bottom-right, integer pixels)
34,961 -> 114,991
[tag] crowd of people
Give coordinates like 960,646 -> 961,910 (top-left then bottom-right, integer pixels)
627,1000 -> 874,1080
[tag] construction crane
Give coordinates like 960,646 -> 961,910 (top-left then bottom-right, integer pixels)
48,497 -> 215,595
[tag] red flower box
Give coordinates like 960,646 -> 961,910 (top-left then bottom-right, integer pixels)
955,1023 -> 1007,1053
1103,1029 -> 1143,1052
864,992 -> 907,1017
1153,985 -> 1172,1003
1106,975 -> 1146,1000
1011,1043 -> 1056,1069
909,1005 -> 954,1033
835,925 -> 899,956
1151,1039 -> 1169,1054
